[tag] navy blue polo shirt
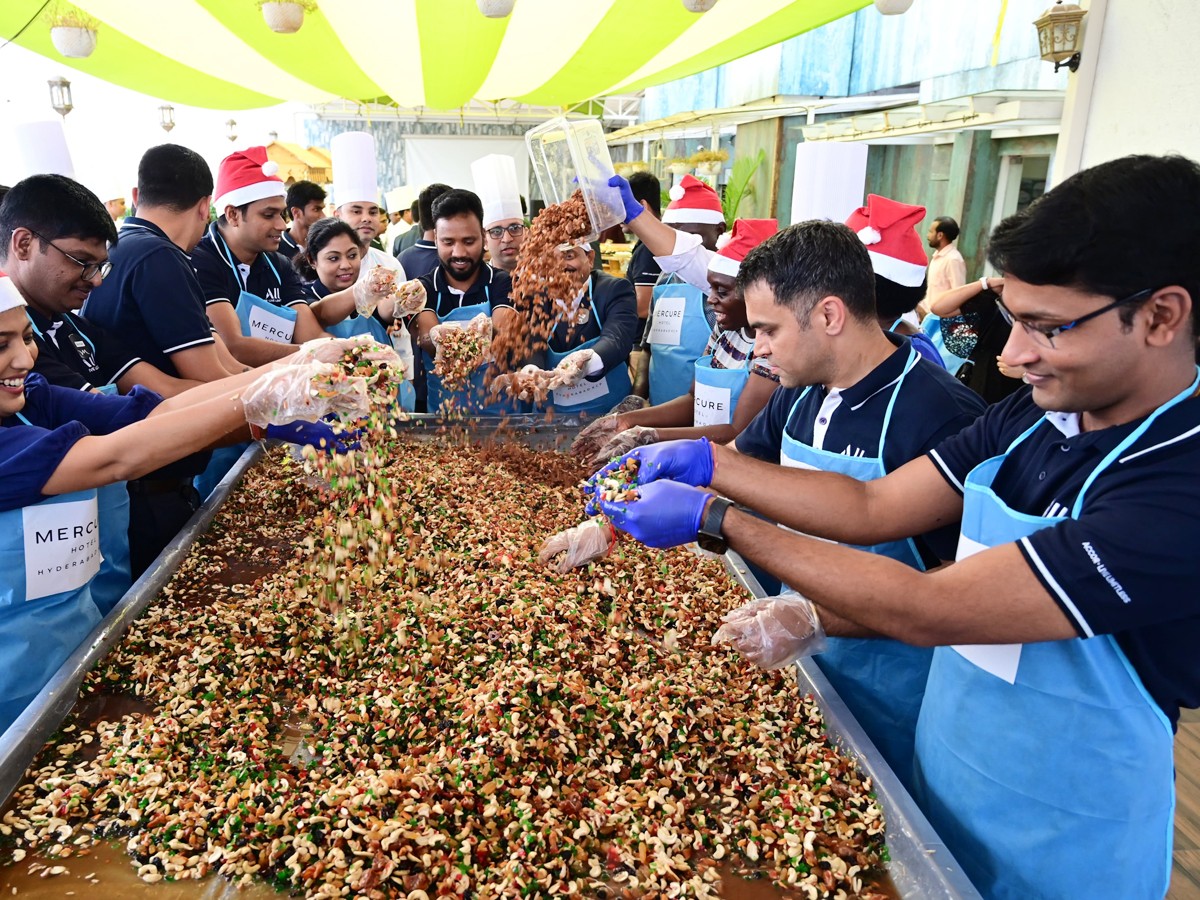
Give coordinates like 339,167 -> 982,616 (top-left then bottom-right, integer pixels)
546,272 -> 638,377
397,240 -> 439,280
0,374 -> 161,511
929,384 -> 1200,726
278,229 -> 301,260
417,263 -> 514,320
190,224 -> 309,312
303,279 -> 389,328
737,336 -> 986,562
82,218 -> 215,378
27,307 -> 141,392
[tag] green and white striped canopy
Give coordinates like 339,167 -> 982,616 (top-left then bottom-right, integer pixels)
1,0 -> 867,111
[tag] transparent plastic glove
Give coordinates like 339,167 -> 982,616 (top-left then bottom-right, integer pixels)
265,420 -> 360,455
591,425 -> 659,470
712,592 -> 827,669
596,479 -> 710,550
292,335 -> 393,366
492,365 -> 554,403
431,314 -> 493,382
571,414 -> 624,461
352,267 -> 396,318
389,319 -> 416,382
393,279 -> 428,316
551,349 -> 597,388
538,519 -> 614,573
242,362 -> 369,427
593,437 -> 714,489
607,174 -> 644,224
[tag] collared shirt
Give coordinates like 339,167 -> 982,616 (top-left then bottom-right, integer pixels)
397,239 -> 439,280
0,373 -> 161,511
27,307 -> 141,392
737,336 -> 986,561
416,263 -> 514,320
927,242 -> 967,296
190,224 -> 309,311
929,386 -> 1200,726
278,229 -> 301,260
82,217 -> 214,379
625,240 -> 662,290
702,327 -> 777,382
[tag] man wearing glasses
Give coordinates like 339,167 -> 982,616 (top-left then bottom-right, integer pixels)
472,153 -> 526,275
591,154 -> 1200,900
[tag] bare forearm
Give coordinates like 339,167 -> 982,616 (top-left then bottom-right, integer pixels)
151,361 -> 286,415
620,394 -> 694,428
226,334 -> 296,366
310,290 -> 356,327
655,423 -> 737,444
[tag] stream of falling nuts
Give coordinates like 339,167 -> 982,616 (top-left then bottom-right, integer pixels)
0,422 -> 892,899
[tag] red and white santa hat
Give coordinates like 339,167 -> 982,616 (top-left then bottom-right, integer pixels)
213,146 -> 286,213
0,271 -> 27,314
663,174 -> 725,226
707,218 -> 778,278
844,194 -> 927,287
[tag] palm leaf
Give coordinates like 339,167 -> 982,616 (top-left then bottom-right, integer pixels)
722,149 -> 767,229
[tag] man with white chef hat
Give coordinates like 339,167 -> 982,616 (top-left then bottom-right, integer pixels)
331,132 -> 406,284
471,154 -> 526,275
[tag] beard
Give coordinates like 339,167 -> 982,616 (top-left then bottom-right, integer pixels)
445,255 -> 482,281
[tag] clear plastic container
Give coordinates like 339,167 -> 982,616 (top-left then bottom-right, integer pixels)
525,116 -> 623,242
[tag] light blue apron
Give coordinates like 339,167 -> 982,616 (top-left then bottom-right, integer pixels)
779,348 -> 931,790
920,313 -> 969,372
421,284 -> 517,416
647,276 -> 712,407
911,373 -> 1197,900
0,453 -> 103,735
692,349 -> 750,427
24,320 -> 131,614
547,280 -> 632,418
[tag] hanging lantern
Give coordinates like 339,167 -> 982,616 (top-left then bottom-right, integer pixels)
226,119 -> 238,143
681,0 -> 718,11
260,1 -> 314,34
1034,1 -> 1087,72
873,0 -> 915,13
158,105 -> 175,133
48,77 -> 73,118
49,24 -> 98,58
476,0 -> 515,17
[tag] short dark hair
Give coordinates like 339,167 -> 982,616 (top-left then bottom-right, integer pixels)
736,220 -> 877,326
295,216 -> 362,279
988,153 -> 1200,337
409,198 -> 420,224
431,188 -> 483,228
418,183 -> 452,230
0,175 -> 117,261
933,216 -> 960,242
137,144 -> 213,212
628,171 -> 661,218
286,180 -> 326,218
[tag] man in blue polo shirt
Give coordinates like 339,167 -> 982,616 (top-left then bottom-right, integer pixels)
594,154 -> 1200,900
398,182 -> 450,280
279,180 -> 326,260
190,146 -> 327,366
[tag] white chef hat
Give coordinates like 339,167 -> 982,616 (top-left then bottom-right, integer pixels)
0,271 -> 28,314
471,153 -> 524,228
331,132 -> 380,209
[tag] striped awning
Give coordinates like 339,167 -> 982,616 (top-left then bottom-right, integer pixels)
1,0 -> 867,111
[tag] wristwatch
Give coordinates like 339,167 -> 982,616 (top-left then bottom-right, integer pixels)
697,496 -> 734,554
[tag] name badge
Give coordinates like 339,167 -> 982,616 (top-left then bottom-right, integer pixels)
952,531 -> 1022,682
647,296 -> 687,346
23,497 -> 102,602
553,375 -> 610,408
248,304 -> 296,344
693,382 -> 732,427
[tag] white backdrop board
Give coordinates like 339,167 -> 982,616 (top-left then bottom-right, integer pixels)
790,142 -> 869,224
404,137 -> 531,201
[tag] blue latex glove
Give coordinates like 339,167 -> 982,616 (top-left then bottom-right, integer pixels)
266,420 -> 360,454
607,175 -> 644,224
598,480 -> 710,550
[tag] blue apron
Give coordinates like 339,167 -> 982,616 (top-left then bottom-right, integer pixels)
912,374 -> 1197,900
23,321 -> 131,614
779,348 -> 931,790
421,286 -> 517,416
0,464 -> 103,735
197,226 -> 293,497
647,276 -> 712,407
547,281 -> 632,418
693,351 -> 750,427
920,313 -> 969,372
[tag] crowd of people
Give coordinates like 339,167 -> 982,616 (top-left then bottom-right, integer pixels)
2,125 -> 1198,899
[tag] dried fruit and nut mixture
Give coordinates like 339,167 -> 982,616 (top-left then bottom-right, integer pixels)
2,439 -> 889,899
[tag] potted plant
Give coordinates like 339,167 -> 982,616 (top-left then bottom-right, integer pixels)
666,157 -> 693,176
689,148 -> 729,177
46,4 -> 99,59
259,0 -> 318,34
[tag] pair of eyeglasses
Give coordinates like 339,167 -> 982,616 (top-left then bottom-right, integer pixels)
28,229 -> 112,282
486,223 -> 526,239
995,287 -> 1155,348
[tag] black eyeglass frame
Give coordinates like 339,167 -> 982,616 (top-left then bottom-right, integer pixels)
485,223 -> 527,239
995,287 -> 1155,348
27,228 -> 112,282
